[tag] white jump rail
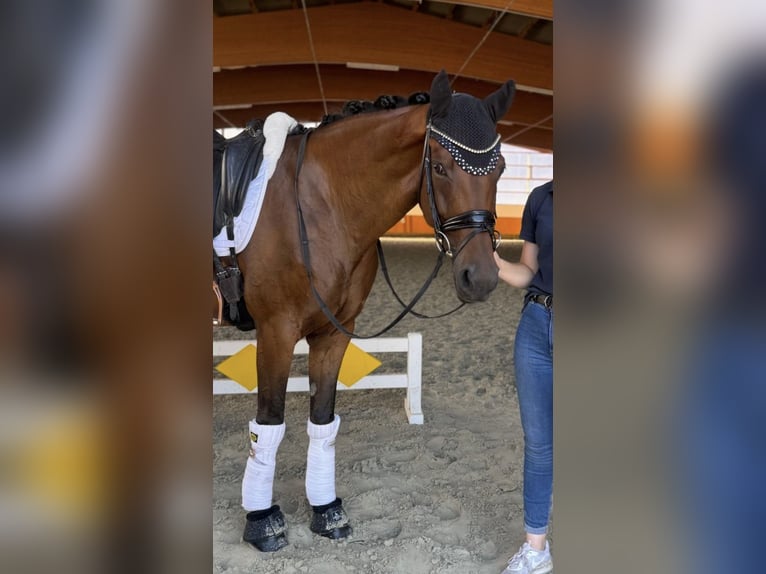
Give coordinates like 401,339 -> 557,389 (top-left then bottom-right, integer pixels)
213,333 -> 423,424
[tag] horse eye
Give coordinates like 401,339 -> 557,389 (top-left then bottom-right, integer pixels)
434,162 -> 447,176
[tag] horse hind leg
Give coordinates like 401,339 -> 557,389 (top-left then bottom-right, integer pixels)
304,329 -> 354,540
241,321 -> 297,552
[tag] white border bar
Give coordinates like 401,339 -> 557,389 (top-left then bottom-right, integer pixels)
213,333 -> 424,424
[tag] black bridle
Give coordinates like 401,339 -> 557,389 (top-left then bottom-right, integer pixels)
420,120 -> 502,259
294,117 -> 501,338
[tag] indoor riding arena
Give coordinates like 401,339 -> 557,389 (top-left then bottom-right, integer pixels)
213,0 -> 552,572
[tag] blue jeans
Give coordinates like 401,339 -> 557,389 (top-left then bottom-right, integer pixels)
514,299 -> 553,535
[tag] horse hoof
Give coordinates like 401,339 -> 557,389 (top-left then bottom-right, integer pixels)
242,505 -> 288,552
309,498 -> 353,540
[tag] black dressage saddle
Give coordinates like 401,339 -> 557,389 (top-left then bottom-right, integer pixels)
213,119 -> 266,238
212,119 -> 265,331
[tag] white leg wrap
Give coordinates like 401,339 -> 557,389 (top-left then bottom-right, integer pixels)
305,415 -> 341,506
241,420 -> 285,512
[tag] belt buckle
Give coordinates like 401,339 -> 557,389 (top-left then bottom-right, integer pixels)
534,294 -> 552,309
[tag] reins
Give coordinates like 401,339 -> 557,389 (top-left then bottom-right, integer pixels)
293,116 -> 498,338
375,240 -> 461,320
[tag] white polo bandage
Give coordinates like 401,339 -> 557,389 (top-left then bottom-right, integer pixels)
241,420 -> 285,511
305,415 -> 341,506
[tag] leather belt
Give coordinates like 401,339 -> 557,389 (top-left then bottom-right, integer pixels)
526,292 -> 553,309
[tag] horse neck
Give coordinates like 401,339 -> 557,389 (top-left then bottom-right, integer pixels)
310,106 -> 428,248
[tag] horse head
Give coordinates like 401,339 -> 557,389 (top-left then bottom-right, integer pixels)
419,70 -> 516,303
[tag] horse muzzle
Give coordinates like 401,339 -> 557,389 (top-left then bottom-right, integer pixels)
438,210 -> 500,302
454,260 -> 499,303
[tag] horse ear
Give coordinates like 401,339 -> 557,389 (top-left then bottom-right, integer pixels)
429,70 -> 452,119
484,79 -> 516,123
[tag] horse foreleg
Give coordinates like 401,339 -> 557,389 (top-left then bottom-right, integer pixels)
241,321 -> 297,552
304,329 -> 353,539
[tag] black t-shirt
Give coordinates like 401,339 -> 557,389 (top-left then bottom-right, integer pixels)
519,180 -> 553,296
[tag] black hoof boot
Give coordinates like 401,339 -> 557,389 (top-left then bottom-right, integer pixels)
242,505 -> 288,552
309,497 -> 352,540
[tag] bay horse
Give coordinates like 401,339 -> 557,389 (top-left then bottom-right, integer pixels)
234,70 -> 516,551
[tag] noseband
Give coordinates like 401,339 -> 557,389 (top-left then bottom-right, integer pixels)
420,121 -> 502,259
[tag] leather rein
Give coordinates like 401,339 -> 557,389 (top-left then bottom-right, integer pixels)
293,118 -> 500,339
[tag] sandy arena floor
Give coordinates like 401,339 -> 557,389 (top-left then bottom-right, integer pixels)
213,238 -> 551,573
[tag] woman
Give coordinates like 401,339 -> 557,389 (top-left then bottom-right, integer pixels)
494,180 -> 553,574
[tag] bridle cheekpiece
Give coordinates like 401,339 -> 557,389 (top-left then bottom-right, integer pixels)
421,118 -> 501,259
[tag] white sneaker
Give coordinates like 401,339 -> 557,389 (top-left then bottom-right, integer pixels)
501,541 -> 553,574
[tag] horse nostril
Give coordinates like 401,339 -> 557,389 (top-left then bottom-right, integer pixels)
460,268 -> 472,290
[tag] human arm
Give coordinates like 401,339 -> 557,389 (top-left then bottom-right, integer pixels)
494,241 -> 539,289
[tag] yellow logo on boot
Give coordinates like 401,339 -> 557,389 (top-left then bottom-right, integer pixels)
249,431 -> 258,457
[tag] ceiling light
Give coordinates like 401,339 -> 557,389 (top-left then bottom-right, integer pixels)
516,84 -> 553,96
346,62 -> 400,72
213,104 -> 253,110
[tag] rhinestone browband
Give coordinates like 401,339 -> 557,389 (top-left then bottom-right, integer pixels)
430,126 -> 501,154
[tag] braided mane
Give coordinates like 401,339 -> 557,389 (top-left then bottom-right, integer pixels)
318,92 -> 430,127
285,91 -> 430,136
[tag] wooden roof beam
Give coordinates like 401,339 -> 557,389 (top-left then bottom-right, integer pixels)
212,65 -> 552,125
435,0 -> 551,20
214,3 -> 552,90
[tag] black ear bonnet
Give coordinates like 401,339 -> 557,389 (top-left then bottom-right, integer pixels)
430,93 -> 502,176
